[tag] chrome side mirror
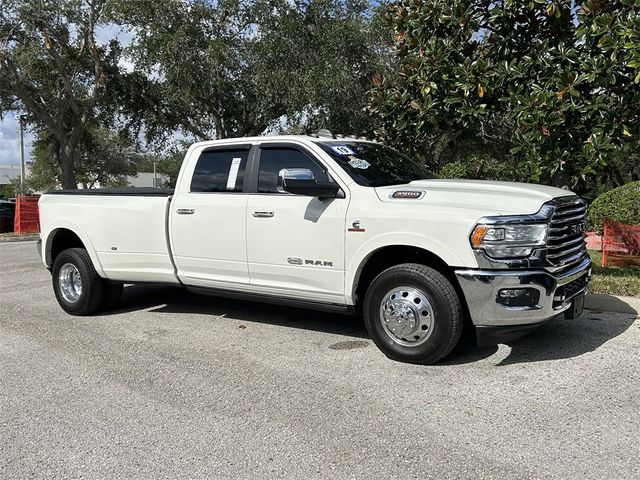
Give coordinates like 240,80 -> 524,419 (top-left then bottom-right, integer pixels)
277,168 -> 314,194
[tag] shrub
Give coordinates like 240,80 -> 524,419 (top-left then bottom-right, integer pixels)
587,181 -> 640,235
436,153 -> 530,183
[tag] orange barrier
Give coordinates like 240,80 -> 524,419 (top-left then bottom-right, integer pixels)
602,218 -> 640,267
14,195 -> 40,234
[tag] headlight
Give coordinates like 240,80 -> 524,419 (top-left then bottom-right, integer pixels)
470,223 -> 547,259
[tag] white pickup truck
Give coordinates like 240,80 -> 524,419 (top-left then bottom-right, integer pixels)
38,133 -> 591,364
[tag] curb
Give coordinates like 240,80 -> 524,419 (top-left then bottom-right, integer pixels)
0,236 -> 39,244
586,293 -> 640,315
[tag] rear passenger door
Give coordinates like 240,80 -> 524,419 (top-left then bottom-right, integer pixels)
170,145 -> 252,288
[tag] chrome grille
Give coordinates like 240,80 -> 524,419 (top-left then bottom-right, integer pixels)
547,197 -> 587,267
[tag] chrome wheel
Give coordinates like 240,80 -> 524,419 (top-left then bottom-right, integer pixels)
379,286 -> 434,347
58,263 -> 82,303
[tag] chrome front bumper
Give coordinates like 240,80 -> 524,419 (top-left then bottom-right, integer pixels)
455,254 -> 592,328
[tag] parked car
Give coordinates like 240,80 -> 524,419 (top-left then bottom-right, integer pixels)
0,200 -> 15,233
37,134 -> 591,364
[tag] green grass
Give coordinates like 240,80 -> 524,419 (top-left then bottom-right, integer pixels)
588,250 -> 640,297
0,232 -> 39,239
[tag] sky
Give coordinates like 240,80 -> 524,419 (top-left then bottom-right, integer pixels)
0,112 -> 33,165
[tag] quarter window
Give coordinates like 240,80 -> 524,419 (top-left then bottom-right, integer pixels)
258,147 -> 331,194
191,149 -> 248,192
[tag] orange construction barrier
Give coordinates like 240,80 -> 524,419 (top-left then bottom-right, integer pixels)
602,218 -> 640,267
14,195 -> 40,234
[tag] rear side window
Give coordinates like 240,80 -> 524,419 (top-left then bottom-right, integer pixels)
190,149 -> 248,192
258,147 -> 330,194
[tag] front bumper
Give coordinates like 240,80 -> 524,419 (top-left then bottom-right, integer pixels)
455,254 -> 591,343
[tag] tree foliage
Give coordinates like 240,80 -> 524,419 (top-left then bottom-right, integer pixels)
116,0 -> 387,142
369,0 -> 640,194
0,0 -> 145,188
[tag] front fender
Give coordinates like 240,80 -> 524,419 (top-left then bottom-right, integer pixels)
345,232 -> 474,305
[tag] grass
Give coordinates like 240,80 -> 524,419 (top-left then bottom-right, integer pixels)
0,231 -> 39,239
588,250 -> 640,297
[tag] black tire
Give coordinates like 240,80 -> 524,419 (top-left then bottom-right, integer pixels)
363,263 -> 463,365
52,248 -> 104,315
100,282 -> 124,311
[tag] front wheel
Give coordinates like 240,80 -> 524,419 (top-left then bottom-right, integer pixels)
363,263 -> 463,364
52,248 -> 105,315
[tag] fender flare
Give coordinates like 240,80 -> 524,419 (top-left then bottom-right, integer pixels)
345,232 -> 467,304
43,220 -> 106,278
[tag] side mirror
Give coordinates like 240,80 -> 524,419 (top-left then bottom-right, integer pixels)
278,168 -> 342,199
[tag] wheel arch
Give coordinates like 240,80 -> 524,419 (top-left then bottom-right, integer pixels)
44,225 -> 106,277
350,244 -> 469,319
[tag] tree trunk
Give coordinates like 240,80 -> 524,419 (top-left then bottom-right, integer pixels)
59,141 -> 78,189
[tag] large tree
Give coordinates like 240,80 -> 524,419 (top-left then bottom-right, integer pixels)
369,0 -> 640,193
27,128 -> 141,191
0,0 -> 142,188
117,0 -> 387,142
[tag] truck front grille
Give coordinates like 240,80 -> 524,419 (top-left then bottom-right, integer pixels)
547,197 -> 587,268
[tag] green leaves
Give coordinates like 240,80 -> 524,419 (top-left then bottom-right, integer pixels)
123,0 -> 385,140
370,0 -> 640,193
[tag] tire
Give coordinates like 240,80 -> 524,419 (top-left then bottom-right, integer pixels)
363,263 -> 463,365
100,282 -> 124,311
52,248 -> 104,315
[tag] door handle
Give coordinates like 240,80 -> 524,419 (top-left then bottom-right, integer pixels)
177,208 -> 195,215
252,211 -> 274,218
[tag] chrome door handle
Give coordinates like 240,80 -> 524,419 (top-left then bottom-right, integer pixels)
252,211 -> 274,218
177,208 -> 195,215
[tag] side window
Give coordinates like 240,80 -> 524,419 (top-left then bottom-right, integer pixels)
258,147 -> 330,194
190,149 -> 248,193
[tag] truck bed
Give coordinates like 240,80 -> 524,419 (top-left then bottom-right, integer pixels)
39,190 -> 178,284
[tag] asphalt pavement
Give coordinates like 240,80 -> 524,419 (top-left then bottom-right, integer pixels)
1,241 -> 638,479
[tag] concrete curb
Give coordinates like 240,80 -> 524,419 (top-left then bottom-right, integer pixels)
586,293 -> 640,315
0,236 -> 39,244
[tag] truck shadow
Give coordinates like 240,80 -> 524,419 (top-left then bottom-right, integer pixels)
106,285 -> 636,365
105,284 -> 368,339
441,309 -> 637,366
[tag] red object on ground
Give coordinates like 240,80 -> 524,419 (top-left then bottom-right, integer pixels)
585,231 -> 602,250
602,218 -> 640,267
13,195 -> 40,234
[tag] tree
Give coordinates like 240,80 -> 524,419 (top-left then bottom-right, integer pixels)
0,0 -> 142,188
27,128 -> 141,190
369,0 -> 640,194
116,0 -> 386,142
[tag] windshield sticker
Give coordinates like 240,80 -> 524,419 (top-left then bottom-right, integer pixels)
348,157 -> 370,169
331,145 -> 356,156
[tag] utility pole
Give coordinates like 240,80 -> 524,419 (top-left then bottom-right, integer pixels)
153,159 -> 157,188
17,113 -> 26,196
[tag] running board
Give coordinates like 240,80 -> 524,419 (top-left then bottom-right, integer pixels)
187,286 -> 355,315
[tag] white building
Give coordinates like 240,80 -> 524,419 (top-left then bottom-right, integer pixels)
0,163 -> 31,187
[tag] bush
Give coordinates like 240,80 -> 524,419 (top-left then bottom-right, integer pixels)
587,181 -> 640,235
436,153 -> 530,183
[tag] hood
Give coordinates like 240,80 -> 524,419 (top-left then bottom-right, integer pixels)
374,179 -> 575,216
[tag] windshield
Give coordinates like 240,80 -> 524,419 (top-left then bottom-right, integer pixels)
315,141 -> 432,187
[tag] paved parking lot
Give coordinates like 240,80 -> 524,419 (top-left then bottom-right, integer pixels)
1,241 -> 638,479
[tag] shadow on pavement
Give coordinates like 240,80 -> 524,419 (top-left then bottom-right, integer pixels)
496,310 -> 636,365
103,284 -> 368,339
103,285 -> 637,365
442,310 -> 636,366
